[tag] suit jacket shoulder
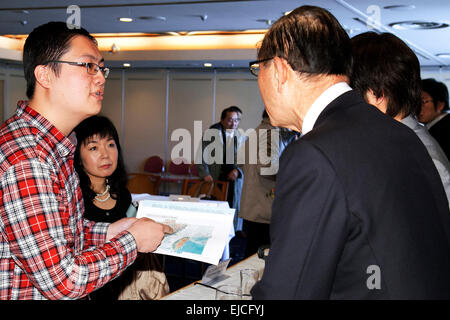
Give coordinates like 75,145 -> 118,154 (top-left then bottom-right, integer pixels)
429,113 -> 450,159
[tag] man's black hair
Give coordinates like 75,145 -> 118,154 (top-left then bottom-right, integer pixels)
23,21 -> 96,99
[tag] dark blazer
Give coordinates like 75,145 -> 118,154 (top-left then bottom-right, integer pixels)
251,90 -> 450,299
429,113 -> 450,160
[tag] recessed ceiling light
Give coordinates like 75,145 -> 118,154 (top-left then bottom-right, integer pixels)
384,5 -> 416,10
119,17 -> 133,22
389,21 -> 449,30
139,16 -> 167,21
436,53 -> 450,58
123,63 -> 131,67
204,63 -> 212,67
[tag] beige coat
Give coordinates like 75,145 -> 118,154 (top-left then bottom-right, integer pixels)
239,118 -> 297,224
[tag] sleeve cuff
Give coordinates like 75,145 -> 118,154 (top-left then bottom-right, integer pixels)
109,231 -> 138,268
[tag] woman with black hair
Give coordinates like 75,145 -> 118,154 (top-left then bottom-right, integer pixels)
74,115 -> 134,224
74,115 -> 169,300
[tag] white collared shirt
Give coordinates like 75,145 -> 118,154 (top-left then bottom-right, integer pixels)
225,129 -> 234,146
302,82 -> 352,135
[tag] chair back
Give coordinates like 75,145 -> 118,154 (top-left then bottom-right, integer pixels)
144,156 -> 164,174
189,164 -> 199,177
181,179 -> 229,201
127,173 -> 161,195
168,158 -> 190,175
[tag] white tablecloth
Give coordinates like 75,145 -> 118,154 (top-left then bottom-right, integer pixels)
162,253 -> 265,300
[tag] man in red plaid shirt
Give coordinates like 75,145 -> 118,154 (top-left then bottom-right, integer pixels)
0,22 -> 170,300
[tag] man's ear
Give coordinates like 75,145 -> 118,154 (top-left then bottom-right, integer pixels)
272,56 -> 289,92
34,65 -> 51,89
436,101 -> 445,113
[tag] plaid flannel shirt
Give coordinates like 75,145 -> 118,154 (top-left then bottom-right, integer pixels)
0,101 -> 137,300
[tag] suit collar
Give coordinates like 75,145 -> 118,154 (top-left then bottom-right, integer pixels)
426,112 -> 449,130
302,82 -> 352,135
313,89 -> 366,129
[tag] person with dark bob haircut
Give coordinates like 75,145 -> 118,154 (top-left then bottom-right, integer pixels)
350,32 -> 450,202
74,115 -> 128,215
0,21 -> 169,300
420,78 -> 450,159
250,5 -> 450,299
74,115 -> 170,300
350,32 -> 421,119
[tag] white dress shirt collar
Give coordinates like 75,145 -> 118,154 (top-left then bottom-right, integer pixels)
302,82 -> 352,135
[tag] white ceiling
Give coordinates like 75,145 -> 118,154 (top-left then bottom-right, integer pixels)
1,0 -> 450,69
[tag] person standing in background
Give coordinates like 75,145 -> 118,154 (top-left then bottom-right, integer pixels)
239,110 -> 298,257
350,32 -> 450,203
419,78 -> 450,159
196,106 -> 246,231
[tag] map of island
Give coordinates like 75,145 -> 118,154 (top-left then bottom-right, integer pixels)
160,222 -> 213,256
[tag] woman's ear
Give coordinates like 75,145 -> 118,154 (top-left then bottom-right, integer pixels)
34,65 -> 51,89
365,89 -> 388,114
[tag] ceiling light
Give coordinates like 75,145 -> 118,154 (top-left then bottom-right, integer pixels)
256,19 -> 273,26
119,17 -> 133,22
436,53 -> 450,58
109,43 -> 120,54
139,16 -> 166,21
389,21 -> 449,30
123,63 -> 131,67
384,5 -> 416,10
204,63 -> 212,67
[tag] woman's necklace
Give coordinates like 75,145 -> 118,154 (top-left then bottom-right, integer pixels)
94,184 -> 110,202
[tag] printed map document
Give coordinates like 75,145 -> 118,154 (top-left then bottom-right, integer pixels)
136,199 -> 235,265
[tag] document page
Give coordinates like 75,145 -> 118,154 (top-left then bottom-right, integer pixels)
136,200 -> 235,265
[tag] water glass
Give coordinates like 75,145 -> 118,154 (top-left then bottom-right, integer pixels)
215,284 -> 242,300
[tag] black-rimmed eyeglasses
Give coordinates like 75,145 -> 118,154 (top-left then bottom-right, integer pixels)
45,60 -> 110,79
249,57 -> 273,77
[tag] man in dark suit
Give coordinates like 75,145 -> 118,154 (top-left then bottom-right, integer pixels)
419,78 -> 450,159
196,106 -> 246,230
250,5 -> 450,299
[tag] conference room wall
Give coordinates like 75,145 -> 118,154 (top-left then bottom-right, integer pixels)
1,62 -> 449,174
0,79 -> 3,122
0,64 -> 27,122
101,68 -> 264,173
167,70 -> 214,169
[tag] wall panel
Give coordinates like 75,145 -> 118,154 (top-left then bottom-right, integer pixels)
215,72 -> 264,131
7,74 -> 26,119
100,70 -> 123,139
0,79 -> 3,123
123,70 -> 166,173
168,71 -> 214,166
